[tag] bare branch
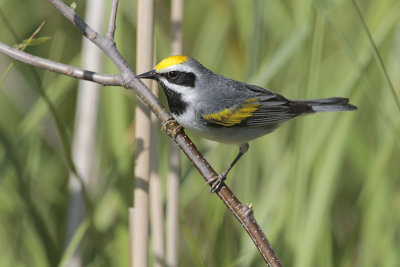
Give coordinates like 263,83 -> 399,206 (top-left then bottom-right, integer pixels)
106,0 -> 119,41
0,42 -> 122,86
48,0 -> 129,72
171,133 -> 283,266
48,0 -> 172,123
48,0 -> 100,44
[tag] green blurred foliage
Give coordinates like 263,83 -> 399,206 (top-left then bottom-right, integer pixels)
0,0 -> 399,266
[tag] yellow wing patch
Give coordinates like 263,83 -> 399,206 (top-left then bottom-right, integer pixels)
203,98 -> 260,126
155,55 -> 189,71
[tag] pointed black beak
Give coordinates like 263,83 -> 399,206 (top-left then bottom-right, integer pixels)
136,70 -> 157,79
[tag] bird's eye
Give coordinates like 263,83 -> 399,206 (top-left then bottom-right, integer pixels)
168,71 -> 179,79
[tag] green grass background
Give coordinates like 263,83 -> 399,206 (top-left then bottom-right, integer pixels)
0,0 -> 399,266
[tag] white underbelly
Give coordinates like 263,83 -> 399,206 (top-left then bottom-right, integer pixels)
175,112 -> 278,144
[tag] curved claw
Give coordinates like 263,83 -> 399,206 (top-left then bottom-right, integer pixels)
206,174 -> 226,193
161,119 -> 183,139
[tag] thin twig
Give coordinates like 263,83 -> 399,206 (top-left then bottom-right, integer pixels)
48,0 -> 172,123
0,21 -> 46,83
106,0 -> 119,41
26,21 -> 47,44
0,1 -> 284,265
0,43 -> 121,85
171,133 -> 283,266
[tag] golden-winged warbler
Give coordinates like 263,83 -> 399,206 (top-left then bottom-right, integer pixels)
137,55 -> 357,192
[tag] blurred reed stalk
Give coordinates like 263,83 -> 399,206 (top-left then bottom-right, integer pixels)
149,55 -> 165,267
166,0 -> 183,266
64,0 -> 105,266
131,0 -> 154,267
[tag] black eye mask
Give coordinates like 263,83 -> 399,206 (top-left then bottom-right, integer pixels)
161,71 -> 196,88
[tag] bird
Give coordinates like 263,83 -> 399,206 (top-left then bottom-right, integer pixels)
136,55 -> 357,192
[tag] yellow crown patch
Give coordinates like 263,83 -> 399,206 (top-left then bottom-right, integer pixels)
155,55 -> 189,71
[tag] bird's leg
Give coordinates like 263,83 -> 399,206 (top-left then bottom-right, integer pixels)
207,143 -> 249,193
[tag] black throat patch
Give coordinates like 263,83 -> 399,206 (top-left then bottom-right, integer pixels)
159,82 -> 188,116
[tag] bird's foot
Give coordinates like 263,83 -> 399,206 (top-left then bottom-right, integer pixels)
206,173 -> 227,193
161,119 -> 183,139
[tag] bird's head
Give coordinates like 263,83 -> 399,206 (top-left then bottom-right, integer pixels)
136,55 -> 208,96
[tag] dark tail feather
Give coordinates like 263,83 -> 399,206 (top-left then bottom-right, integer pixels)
297,97 -> 357,112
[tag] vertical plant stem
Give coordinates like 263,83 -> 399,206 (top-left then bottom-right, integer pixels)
150,71 -> 165,267
167,0 -> 183,266
65,0 -> 105,265
166,143 -> 180,267
132,0 -> 155,267
129,208 -> 135,266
